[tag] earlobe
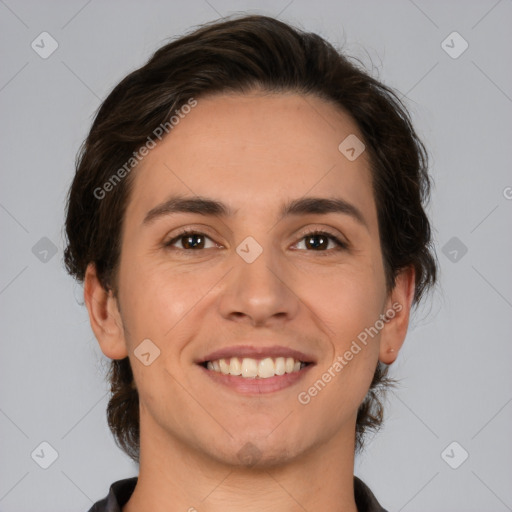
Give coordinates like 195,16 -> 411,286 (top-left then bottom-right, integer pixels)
379,266 -> 416,365
83,263 -> 128,360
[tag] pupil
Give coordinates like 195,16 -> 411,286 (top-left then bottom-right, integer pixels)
307,234 -> 326,250
184,234 -> 203,249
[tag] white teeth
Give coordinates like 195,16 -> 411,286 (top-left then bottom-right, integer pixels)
205,356 -> 307,378
258,357 -> 275,378
229,357 -> 242,375
219,358 -> 230,374
274,357 -> 286,375
241,358 -> 258,377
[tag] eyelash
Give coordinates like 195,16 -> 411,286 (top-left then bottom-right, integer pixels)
164,228 -> 348,255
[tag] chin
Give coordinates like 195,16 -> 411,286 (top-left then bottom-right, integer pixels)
211,432 -> 308,469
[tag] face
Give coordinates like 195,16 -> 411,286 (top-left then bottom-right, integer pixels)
89,91 -> 411,468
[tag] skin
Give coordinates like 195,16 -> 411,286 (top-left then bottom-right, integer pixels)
84,90 -> 415,512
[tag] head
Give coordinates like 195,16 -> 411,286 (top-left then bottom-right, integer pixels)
64,14 -> 437,465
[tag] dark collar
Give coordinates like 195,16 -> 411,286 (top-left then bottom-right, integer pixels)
88,475 -> 388,512
354,476 -> 389,511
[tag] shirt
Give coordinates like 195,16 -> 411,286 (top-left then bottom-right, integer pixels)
86,475 -> 389,512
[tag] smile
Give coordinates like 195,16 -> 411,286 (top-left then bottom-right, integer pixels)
203,356 -> 309,379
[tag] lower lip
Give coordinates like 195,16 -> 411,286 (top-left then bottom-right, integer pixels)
198,364 -> 314,394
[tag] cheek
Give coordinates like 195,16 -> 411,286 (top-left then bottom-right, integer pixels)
119,261 -> 200,339
301,264 -> 383,400
305,265 -> 385,341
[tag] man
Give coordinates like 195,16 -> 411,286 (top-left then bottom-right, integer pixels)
64,14 -> 437,512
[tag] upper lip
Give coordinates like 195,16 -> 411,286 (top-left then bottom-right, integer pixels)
197,345 -> 317,364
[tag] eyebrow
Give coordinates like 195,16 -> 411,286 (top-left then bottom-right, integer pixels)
142,194 -> 369,230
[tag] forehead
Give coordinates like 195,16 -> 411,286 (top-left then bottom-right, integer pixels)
124,91 -> 376,230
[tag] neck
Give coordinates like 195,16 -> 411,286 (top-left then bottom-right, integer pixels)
123,416 -> 359,512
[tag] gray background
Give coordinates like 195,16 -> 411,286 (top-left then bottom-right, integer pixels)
1,0 -> 511,510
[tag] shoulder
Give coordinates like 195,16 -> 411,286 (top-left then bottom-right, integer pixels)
354,476 -> 389,512
86,477 -> 138,512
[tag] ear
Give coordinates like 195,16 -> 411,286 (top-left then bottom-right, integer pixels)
379,266 -> 416,365
83,262 -> 128,360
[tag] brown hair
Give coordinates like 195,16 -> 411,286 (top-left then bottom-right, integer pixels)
64,14 -> 438,462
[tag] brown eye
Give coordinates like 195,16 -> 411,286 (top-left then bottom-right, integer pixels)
304,233 -> 329,250
165,231 -> 216,250
294,231 -> 347,252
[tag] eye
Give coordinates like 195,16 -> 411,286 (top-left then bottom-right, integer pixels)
164,229 -> 218,250
164,228 -> 348,254
293,230 -> 348,253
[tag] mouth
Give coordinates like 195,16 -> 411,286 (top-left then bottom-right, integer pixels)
200,356 -> 312,379
196,346 -> 316,394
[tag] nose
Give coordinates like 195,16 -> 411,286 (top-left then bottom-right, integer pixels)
217,240 -> 300,328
